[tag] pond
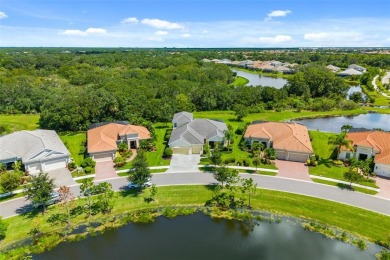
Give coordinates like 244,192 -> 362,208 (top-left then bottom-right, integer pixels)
35,213 -> 380,260
231,68 -> 288,89
347,86 -> 367,100
291,113 -> 390,133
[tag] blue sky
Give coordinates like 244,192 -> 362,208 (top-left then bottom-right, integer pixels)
1,0 -> 389,47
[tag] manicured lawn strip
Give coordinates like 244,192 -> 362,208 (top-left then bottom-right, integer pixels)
0,114 -> 39,134
2,185 -> 390,249
145,124 -> 171,167
309,130 -> 336,159
59,133 -> 86,165
232,76 -> 249,86
312,178 -> 378,195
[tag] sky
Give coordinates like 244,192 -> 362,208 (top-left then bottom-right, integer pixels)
0,0 -> 389,47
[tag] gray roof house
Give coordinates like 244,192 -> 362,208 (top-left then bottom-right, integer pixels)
348,64 -> 366,73
338,68 -> 363,76
169,112 -> 228,154
326,65 -> 341,72
0,130 -> 70,174
172,111 -> 193,129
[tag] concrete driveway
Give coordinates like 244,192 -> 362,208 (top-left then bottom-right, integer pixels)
94,160 -> 117,181
167,154 -> 201,172
46,168 -> 76,187
275,160 -> 312,182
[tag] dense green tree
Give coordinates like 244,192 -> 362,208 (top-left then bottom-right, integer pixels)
0,172 -> 21,194
128,150 -> 151,189
24,172 -> 56,213
213,166 -> 239,188
210,145 -> 222,166
344,169 -> 362,188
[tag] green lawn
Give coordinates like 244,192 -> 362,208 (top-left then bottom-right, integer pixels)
312,178 -> 378,195
2,185 -> 390,251
145,124 -> 171,166
0,114 -> 39,134
59,133 -> 86,165
361,84 -> 390,106
232,76 -> 249,86
308,130 -> 378,188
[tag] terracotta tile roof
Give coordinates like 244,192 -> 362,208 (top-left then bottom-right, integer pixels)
87,123 -> 150,153
244,122 -> 313,153
346,131 -> 390,165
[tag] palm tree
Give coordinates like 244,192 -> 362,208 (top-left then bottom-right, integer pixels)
328,132 -> 353,155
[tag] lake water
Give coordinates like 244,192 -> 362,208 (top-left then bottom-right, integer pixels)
232,68 -> 288,89
291,113 -> 390,133
35,213 -> 379,260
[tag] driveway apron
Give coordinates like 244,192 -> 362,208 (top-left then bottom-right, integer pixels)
167,154 -> 201,172
94,160 -> 118,181
275,160 -> 312,182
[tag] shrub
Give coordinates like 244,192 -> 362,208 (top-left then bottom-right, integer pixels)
68,161 -> 77,171
224,158 -> 236,164
235,127 -> 244,135
122,150 -> 133,159
113,157 -> 126,167
84,166 -> 92,174
242,159 -> 250,167
333,160 -> 343,166
0,217 -> 8,240
117,142 -> 128,153
81,157 -> 96,168
163,148 -> 173,158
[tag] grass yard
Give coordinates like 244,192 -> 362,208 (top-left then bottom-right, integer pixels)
312,178 -> 378,195
0,114 -> 39,134
232,76 -> 249,86
59,133 -> 86,165
308,130 -> 378,189
2,185 -> 390,251
145,123 -> 171,167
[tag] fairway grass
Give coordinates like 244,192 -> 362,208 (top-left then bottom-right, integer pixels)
0,114 -> 39,134
2,185 -> 390,251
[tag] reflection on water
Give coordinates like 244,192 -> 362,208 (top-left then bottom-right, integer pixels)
35,213 -> 380,260
232,68 -> 288,89
291,113 -> 390,133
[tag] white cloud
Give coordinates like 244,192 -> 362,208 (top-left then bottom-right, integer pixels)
257,35 -> 292,43
181,33 -> 191,38
121,17 -> 139,24
267,10 -> 291,18
61,28 -> 107,36
304,32 -> 330,41
141,18 -> 184,30
155,30 -> 168,36
147,36 -> 164,42
0,11 -> 8,19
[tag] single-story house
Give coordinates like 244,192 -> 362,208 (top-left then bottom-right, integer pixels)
87,122 -> 150,161
244,121 -> 313,162
338,131 -> 390,178
338,68 -> 363,76
0,130 -> 70,174
168,112 -> 228,155
348,64 -> 366,73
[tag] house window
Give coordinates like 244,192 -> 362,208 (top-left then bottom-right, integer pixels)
345,153 -> 350,159
174,123 -> 177,127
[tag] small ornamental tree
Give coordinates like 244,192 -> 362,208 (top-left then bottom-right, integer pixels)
344,169 -> 362,189
241,178 -> 257,208
128,150 -> 151,189
0,171 -> 21,194
163,148 -> 173,158
24,172 -> 56,213
81,157 -> 96,169
95,182 -> 115,213
80,178 -> 95,217
213,166 -> 239,189
210,145 -> 222,166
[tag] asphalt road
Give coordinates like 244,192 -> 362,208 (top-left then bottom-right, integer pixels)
1,172 -> 389,219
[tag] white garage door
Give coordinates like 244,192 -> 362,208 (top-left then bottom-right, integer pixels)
276,151 -> 286,160
93,153 -> 114,161
26,163 -> 42,174
45,159 -> 67,171
288,153 -> 309,163
172,147 -> 191,155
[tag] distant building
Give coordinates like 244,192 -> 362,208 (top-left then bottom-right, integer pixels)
348,64 -> 367,73
338,68 -> 363,76
326,65 -> 341,72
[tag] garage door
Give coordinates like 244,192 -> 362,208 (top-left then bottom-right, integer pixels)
192,146 -> 202,154
288,153 -> 309,163
45,159 -> 67,171
172,147 -> 191,155
93,153 -> 114,161
26,163 -> 42,174
276,151 -> 286,160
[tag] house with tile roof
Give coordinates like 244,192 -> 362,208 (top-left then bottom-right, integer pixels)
87,122 -> 150,161
244,121 -> 313,162
338,131 -> 390,178
168,112 -> 228,154
0,130 -> 70,174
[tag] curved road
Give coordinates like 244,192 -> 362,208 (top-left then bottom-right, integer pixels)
372,74 -> 390,98
1,172 -> 389,218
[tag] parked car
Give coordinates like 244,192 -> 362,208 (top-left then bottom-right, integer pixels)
127,178 -> 152,189
32,192 -> 60,208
